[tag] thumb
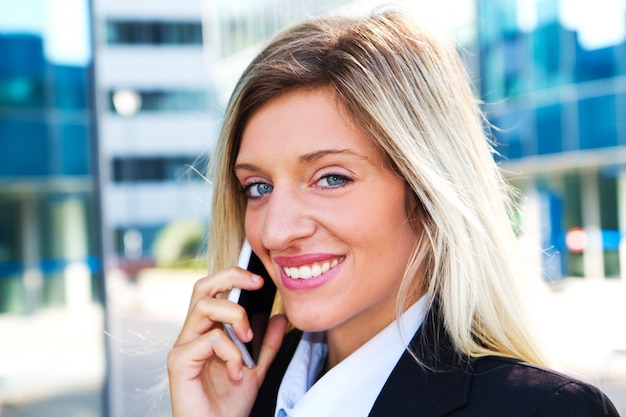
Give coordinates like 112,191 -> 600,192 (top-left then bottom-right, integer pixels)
254,314 -> 288,379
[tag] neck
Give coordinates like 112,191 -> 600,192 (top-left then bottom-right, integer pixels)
325,289 -> 423,369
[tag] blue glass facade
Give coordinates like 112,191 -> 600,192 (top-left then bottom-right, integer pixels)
478,0 -> 625,279
0,36 -> 92,178
0,3 -> 101,310
479,0 -> 626,160
0,2 -> 106,415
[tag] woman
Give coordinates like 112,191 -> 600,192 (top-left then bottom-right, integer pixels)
168,9 -> 619,417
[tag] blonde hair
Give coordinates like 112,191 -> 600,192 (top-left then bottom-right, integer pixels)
207,9 -> 548,366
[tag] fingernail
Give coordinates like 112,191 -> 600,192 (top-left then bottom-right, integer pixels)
247,328 -> 254,341
251,274 -> 261,283
237,369 -> 243,380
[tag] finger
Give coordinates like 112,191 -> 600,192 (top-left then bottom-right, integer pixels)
177,268 -> 263,343
205,329 -> 248,381
176,297 -> 253,346
169,328 -> 245,382
254,314 -> 288,379
188,267 -> 264,310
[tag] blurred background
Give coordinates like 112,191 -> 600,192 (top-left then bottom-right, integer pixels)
1,0 -> 625,415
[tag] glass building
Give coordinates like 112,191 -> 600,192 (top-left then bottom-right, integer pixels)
95,0 -> 215,270
478,0 -> 626,280
0,1 -> 106,416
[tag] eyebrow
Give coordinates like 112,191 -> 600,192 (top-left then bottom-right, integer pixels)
234,148 -> 374,172
299,148 -> 372,164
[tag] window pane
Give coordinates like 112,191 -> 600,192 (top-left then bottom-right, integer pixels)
536,104 -> 562,155
578,94 -> 617,150
105,20 -> 203,45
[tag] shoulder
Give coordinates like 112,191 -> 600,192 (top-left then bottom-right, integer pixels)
468,356 -> 619,417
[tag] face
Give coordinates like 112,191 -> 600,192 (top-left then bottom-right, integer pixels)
235,88 -> 420,342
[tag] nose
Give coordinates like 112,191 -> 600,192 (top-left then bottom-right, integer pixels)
260,186 -> 315,252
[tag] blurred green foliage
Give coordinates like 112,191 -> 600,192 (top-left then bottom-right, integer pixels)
152,220 -> 207,269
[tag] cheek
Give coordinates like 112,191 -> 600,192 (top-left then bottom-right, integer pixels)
244,207 -> 264,244
339,189 -> 408,232
352,192 -> 415,256
244,207 -> 277,276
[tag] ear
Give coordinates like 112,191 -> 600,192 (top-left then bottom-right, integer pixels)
404,183 -> 423,222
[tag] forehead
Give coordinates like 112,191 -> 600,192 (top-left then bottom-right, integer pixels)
236,88 -> 380,163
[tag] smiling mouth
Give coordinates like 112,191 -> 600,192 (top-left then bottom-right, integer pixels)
282,257 -> 344,279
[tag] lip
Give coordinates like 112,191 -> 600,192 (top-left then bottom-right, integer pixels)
274,253 -> 345,291
273,253 -> 341,267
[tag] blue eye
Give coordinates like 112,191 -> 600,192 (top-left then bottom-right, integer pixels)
244,182 -> 273,198
319,174 -> 349,188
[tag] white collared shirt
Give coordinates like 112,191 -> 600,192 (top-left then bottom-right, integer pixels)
275,296 -> 428,417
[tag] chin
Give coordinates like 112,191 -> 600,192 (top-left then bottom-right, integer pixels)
284,306 -> 335,333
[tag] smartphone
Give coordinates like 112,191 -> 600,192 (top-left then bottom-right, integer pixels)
224,240 -> 277,368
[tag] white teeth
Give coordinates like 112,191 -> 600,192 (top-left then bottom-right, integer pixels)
300,266 -> 312,279
283,258 -> 342,280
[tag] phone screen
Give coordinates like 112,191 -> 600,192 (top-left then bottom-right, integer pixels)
225,240 -> 277,367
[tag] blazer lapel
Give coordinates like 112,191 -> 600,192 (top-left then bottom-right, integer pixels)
369,309 -> 473,417
368,348 -> 472,416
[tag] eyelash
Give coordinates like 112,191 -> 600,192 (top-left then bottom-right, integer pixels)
316,173 -> 352,189
239,182 -> 272,200
239,173 -> 353,200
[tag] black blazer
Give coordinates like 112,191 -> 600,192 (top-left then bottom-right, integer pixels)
250,313 -> 619,417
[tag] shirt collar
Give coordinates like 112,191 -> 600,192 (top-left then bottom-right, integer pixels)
275,295 -> 428,417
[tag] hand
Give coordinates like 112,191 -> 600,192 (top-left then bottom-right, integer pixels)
167,267 -> 287,417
